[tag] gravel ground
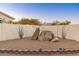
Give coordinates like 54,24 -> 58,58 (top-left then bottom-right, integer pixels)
0,37 -> 79,56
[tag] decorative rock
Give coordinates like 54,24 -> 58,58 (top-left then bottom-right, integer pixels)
32,27 -> 40,40
51,37 -> 59,42
38,31 -> 54,41
57,48 -> 65,52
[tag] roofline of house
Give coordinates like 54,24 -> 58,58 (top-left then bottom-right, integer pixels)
0,11 -> 15,20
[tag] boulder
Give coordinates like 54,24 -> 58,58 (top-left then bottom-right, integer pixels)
32,27 -> 40,40
38,31 -> 54,41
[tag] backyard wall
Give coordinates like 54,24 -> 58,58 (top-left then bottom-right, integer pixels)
0,23 -> 79,41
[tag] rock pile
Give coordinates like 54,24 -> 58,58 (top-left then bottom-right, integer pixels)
32,28 -> 59,41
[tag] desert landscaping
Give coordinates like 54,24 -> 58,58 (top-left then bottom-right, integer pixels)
0,24 -> 79,55
0,3 -> 79,56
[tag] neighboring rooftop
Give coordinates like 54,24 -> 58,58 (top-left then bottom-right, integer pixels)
0,11 -> 15,20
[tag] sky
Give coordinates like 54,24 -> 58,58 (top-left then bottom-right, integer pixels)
0,3 -> 79,24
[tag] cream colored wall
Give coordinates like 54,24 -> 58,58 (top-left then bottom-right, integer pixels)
0,23 -> 79,41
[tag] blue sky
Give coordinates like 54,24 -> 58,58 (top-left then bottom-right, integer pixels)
0,3 -> 79,24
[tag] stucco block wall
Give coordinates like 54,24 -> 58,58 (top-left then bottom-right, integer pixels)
0,23 -> 79,41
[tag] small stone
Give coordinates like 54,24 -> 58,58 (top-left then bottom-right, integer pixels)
51,37 -> 59,42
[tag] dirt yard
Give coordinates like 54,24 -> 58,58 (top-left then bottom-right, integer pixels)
0,37 -> 79,50
0,37 -> 79,55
